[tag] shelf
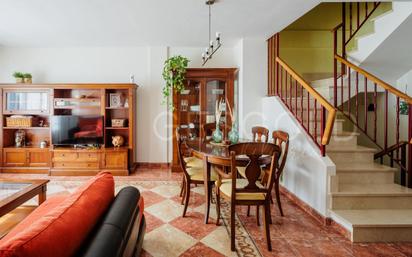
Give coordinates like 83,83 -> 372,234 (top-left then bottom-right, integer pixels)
105,127 -> 129,130
54,98 -> 100,102
106,107 -> 129,110
3,127 -> 49,130
54,106 -> 100,109
3,146 -> 50,150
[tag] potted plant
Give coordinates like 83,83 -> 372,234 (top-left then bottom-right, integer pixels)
13,72 -> 24,83
23,73 -> 32,84
162,56 -> 189,109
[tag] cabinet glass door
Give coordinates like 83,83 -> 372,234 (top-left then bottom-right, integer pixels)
206,80 -> 226,125
4,90 -> 49,114
178,80 -> 201,139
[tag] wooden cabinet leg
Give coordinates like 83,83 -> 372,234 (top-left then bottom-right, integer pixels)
38,186 -> 47,205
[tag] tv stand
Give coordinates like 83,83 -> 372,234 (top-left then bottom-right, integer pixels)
0,83 -> 137,176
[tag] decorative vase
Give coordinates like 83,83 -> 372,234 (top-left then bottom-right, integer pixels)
228,122 -> 239,144
212,124 -> 223,143
15,78 -> 24,83
24,78 -> 32,84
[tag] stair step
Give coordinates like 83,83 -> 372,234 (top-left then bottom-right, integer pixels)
331,184 -> 412,209
336,162 -> 397,173
337,183 -> 412,195
331,209 -> 412,242
328,145 -> 377,165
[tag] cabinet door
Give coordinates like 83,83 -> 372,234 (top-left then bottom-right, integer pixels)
3,90 -> 49,114
104,151 -> 127,169
3,149 -> 27,167
27,149 -> 50,167
177,79 -> 202,139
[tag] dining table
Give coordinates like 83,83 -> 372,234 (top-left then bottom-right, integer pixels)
185,138 -> 272,224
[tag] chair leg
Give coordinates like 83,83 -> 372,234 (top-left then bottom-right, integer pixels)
275,181 -> 284,216
180,179 -> 186,205
215,188 -> 221,226
179,176 -> 185,197
230,202 -> 236,251
256,205 -> 260,226
182,181 -> 191,217
263,202 -> 272,251
247,206 -> 251,216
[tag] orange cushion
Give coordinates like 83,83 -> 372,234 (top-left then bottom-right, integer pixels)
0,172 -> 115,257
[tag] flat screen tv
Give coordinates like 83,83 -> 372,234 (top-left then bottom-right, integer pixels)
51,116 -> 104,146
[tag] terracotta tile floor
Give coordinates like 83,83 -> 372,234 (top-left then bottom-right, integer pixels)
1,168 -> 412,257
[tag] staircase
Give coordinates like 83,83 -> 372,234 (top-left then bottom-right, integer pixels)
326,116 -> 412,242
267,2 -> 412,243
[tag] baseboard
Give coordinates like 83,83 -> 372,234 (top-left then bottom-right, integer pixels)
279,185 -> 351,239
135,162 -> 170,169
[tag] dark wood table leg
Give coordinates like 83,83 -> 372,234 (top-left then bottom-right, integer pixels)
38,185 -> 47,205
203,156 -> 211,224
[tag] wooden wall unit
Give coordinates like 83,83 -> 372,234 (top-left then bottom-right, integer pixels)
171,68 -> 238,172
0,83 -> 137,176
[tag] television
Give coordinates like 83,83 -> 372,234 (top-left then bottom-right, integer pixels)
51,116 -> 104,146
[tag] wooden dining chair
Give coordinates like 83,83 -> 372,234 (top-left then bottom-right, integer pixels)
252,126 -> 269,143
242,126 -> 269,221
176,128 -> 218,217
215,142 -> 280,251
270,130 -> 289,216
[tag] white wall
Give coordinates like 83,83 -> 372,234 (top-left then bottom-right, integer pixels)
236,38 -> 268,139
0,46 -> 238,163
262,96 -> 335,216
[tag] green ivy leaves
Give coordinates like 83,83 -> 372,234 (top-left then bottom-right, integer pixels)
162,56 -> 190,109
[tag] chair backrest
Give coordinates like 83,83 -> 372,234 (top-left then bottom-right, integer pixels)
252,126 -> 269,143
272,130 -> 289,180
228,142 -> 280,200
203,122 -> 225,141
175,127 -> 191,179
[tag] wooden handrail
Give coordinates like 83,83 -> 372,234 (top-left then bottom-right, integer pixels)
276,57 -> 337,145
374,141 -> 409,159
335,55 -> 412,104
331,23 -> 343,32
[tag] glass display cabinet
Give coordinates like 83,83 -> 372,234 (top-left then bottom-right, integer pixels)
172,68 -> 237,172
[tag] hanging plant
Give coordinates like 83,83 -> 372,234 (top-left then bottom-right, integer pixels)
162,56 -> 190,109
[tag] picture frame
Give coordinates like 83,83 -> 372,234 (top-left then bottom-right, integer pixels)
109,93 -> 122,107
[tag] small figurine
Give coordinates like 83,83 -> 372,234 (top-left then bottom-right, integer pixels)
15,130 -> 25,147
112,136 -> 125,148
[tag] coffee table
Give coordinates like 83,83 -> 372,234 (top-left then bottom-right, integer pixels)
0,179 -> 49,217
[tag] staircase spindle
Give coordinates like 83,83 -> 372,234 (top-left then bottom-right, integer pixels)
290,74 -> 293,108
348,67 -> 351,116
374,83 -> 378,142
396,97 -> 400,160
364,77 -> 368,133
356,72 -> 359,124
384,90 -> 388,150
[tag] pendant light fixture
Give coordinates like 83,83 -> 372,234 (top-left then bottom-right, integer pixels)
202,0 -> 222,66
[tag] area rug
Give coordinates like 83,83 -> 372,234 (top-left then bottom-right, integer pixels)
43,179 -> 263,257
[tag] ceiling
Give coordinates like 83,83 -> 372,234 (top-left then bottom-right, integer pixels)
0,0 -> 320,47
360,10 -> 412,82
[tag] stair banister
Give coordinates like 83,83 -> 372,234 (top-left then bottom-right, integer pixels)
333,54 -> 412,188
274,56 -> 336,156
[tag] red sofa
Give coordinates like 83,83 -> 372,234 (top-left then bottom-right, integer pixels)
0,172 -> 146,257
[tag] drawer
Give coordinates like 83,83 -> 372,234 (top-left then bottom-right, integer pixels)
53,152 -> 78,161
53,162 -> 99,169
77,153 -> 99,161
